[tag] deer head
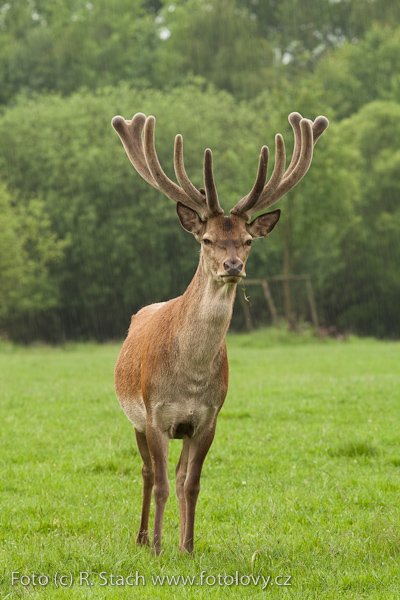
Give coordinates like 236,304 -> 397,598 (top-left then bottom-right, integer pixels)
111,112 -> 329,284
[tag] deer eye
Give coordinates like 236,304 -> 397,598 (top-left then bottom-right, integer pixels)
245,239 -> 253,247
203,238 -> 212,246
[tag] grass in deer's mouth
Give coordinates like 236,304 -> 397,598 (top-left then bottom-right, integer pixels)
1,332 -> 399,599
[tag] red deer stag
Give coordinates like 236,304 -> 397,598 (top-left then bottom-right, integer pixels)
112,111 -> 328,555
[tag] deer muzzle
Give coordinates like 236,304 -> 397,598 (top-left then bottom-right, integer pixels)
223,260 -> 244,277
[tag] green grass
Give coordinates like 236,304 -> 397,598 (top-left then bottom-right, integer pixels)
1,331 -> 400,599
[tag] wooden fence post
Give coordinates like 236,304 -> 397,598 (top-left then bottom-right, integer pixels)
261,279 -> 278,325
305,276 -> 319,330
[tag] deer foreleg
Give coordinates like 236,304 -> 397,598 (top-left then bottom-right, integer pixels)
175,439 -> 190,551
146,424 -> 170,555
182,421 -> 216,555
134,429 -> 154,546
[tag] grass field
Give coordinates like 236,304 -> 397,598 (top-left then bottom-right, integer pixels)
1,330 -> 400,599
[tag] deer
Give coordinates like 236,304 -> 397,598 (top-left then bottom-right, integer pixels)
112,110 -> 328,555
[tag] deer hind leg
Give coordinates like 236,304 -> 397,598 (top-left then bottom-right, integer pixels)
146,424 -> 170,555
175,439 -> 190,551
134,429 -> 154,546
182,420 -> 217,555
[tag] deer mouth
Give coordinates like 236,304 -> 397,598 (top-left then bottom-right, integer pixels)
221,274 -> 244,284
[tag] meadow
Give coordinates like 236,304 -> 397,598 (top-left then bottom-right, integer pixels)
0,330 -> 399,599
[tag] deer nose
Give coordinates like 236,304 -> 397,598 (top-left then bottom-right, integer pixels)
223,260 -> 243,277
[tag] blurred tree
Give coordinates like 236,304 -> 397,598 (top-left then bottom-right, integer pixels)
349,0 -> 400,38
315,24 -> 400,119
0,0 -> 159,104
1,0 -> 399,106
0,183 -> 68,339
318,101 -> 400,336
153,0 -> 277,99
237,0 -> 400,68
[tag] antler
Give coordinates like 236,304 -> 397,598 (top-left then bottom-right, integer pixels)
111,113 -> 223,220
230,112 -> 329,222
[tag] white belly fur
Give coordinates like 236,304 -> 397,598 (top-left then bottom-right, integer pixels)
118,393 -> 218,438
118,396 -> 147,432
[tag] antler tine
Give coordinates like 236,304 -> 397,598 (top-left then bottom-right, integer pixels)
281,112 -> 303,181
248,118 -> 314,215
230,145 -> 269,216
256,115 -> 329,212
204,149 -> 223,216
312,115 -> 329,143
260,134 -> 287,199
112,113 -> 158,189
230,135 -> 286,220
143,116 -> 211,216
174,134 -> 208,209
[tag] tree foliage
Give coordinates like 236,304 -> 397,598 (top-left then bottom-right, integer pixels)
318,101 -> 400,336
153,0 -> 277,99
0,0 -> 159,103
316,25 -> 400,119
0,183 -> 67,335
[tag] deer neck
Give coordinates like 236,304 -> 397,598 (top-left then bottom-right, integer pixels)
177,255 -> 237,367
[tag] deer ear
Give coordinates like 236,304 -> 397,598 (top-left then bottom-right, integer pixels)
177,202 -> 204,238
247,209 -> 281,238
